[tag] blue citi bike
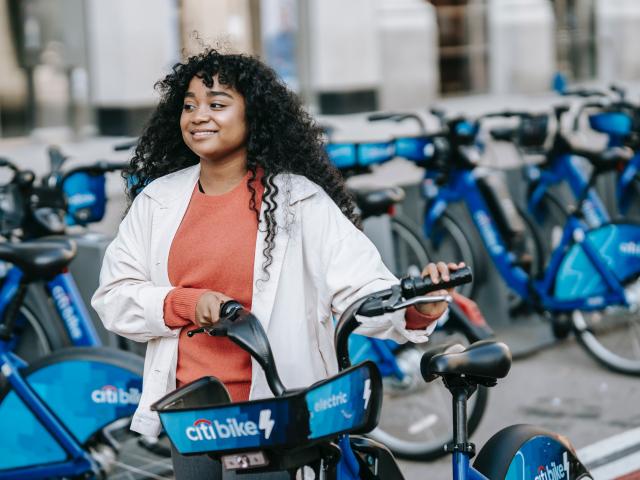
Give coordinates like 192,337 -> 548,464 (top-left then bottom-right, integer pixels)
360,111 -> 640,375
153,266 -> 592,479
0,158 -> 172,478
0,238 -> 149,479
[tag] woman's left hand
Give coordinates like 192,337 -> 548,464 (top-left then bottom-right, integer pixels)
415,261 -> 466,317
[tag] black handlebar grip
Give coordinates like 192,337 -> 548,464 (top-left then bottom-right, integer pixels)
401,266 -> 472,298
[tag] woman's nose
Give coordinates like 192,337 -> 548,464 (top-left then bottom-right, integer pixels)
192,105 -> 212,123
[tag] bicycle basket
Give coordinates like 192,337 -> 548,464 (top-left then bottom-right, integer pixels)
589,111 -> 632,138
0,183 -> 25,235
63,171 -> 107,226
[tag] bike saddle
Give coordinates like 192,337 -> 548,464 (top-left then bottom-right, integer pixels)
354,187 -> 405,220
420,340 -> 511,386
574,146 -> 634,172
0,237 -> 76,279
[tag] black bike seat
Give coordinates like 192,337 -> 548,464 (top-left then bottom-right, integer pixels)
421,340 -> 511,384
0,237 -> 76,279
354,187 -> 405,220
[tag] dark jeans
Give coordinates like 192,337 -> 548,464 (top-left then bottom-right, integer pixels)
171,444 -> 291,480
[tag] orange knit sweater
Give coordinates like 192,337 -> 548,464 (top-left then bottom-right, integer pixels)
163,171 -> 263,401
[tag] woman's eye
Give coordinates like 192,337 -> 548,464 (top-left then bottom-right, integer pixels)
210,103 -> 225,109
182,104 -> 195,112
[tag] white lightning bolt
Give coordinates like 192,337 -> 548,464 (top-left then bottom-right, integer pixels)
363,379 -> 371,409
258,409 -> 275,439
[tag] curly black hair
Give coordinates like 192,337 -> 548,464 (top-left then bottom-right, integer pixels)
126,48 -> 359,277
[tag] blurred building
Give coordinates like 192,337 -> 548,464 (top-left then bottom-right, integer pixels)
0,0 -> 638,138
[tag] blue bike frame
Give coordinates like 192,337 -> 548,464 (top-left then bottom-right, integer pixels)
526,155 -> 610,228
423,168 -> 629,312
0,265 -> 102,349
453,452 -> 488,480
0,268 -> 97,479
528,109 -> 640,223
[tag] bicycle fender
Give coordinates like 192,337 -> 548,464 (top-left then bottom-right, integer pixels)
0,347 -> 143,470
474,424 -> 591,479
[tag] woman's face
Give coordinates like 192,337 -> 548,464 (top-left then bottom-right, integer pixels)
180,76 -> 248,163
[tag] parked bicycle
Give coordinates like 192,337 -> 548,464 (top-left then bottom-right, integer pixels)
366,110 -> 640,375
0,238 -> 171,479
0,154 -> 126,362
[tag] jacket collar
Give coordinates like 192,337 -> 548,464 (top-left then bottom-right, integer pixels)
142,164 -> 320,207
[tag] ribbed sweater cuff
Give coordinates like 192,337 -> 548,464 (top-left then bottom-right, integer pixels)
405,306 -> 440,330
164,287 -> 209,327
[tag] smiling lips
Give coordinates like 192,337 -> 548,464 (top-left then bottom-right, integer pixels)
191,129 -> 219,138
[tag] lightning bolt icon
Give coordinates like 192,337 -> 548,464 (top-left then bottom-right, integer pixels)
363,379 -> 371,409
259,409 -> 275,439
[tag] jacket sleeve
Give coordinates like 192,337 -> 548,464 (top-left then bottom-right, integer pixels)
311,193 -> 442,344
91,193 -> 179,343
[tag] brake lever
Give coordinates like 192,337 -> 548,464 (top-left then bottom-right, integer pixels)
391,294 -> 452,311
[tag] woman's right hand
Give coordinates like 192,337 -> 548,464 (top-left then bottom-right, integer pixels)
195,291 -> 233,327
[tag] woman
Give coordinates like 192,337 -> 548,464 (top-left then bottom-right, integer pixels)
92,49 -> 461,479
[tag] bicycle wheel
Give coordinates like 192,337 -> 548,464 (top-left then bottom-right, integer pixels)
424,211 -> 477,298
573,307 -> 640,375
390,215 -> 431,278
98,420 -> 174,479
10,286 -> 71,362
368,315 -> 489,461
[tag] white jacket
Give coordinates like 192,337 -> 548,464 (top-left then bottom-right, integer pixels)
92,164 -> 437,436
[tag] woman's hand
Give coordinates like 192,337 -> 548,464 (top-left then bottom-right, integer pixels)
195,291 -> 233,327
415,261 -> 466,317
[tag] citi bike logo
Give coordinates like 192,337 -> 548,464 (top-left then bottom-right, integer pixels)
473,211 -> 504,255
620,241 -> 640,257
91,385 -> 141,405
51,285 -> 83,341
186,409 -> 275,442
534,451 -> 570,480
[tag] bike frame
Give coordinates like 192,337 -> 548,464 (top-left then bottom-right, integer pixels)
0,268 -> 96,479
452,452 -> 488,480
526,113 -> 640,222
526,154 -> 610,228
422,168 -> 629,312
1,265 -> 102,349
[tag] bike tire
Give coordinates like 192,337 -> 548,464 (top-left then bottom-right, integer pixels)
528,189 -> 572,258
515,203 -> 546,277
11,285 -> 71,362
568,220 -> 640,376
424,211 -> 478,298
368,312 -> 489,461
573,308 -> 640,376
389,215 -> 431,278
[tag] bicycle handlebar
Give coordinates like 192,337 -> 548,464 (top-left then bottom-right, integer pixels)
335,267 -> 473,370
367,112 -> 428,135
62,161 -> 128,181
